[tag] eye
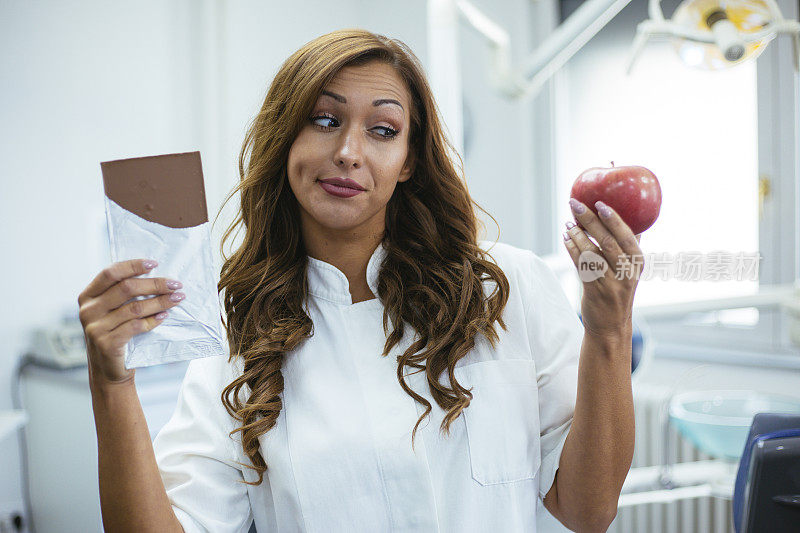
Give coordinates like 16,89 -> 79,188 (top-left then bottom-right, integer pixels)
310,113 -> 399,140
372,126 -> 399,140
310,113 -> 339,130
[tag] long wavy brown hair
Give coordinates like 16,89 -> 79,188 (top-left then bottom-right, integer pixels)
216,28 -> 510,486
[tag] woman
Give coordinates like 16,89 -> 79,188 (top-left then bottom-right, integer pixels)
79,29 -> 640,532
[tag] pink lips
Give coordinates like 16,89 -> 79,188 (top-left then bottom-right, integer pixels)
317,177 -> 365,198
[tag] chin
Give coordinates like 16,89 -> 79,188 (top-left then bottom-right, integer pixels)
305,205 -> 373,232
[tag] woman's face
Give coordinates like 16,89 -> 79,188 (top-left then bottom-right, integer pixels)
287,60 -> 413,236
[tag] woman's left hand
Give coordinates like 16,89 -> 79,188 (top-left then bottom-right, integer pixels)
563,198 -> 644,338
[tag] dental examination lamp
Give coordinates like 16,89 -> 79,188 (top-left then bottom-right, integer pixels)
431,0 -> 800,105
628,0 -> 800,73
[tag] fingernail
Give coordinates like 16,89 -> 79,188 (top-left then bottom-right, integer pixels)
565,220 -> 576,230
143,260 -> 158,270
155,311 -> 168,320
166,280 -> 182,290
596,201 -> 612,218
563,231 -> 571,241
569,198 -> 585,214
169,292 -> 186,302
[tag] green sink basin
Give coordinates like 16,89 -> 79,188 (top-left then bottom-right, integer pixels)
668,390 -> 800,460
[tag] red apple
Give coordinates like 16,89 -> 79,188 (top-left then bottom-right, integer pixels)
571,163 -> 662,235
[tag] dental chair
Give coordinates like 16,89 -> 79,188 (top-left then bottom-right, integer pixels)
732,413 -> 800,533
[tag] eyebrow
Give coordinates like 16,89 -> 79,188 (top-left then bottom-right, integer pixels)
321,90 -> 404,111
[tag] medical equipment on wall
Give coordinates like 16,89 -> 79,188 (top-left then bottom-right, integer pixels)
28,317 -> 88,368
627,0 -> 800,72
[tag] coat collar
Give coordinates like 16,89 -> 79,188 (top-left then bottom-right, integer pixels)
306,242 -> 387,305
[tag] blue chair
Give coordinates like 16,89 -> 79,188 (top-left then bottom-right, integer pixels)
732,413 -> 800,533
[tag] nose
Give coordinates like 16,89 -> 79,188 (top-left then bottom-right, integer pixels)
334,125 -> 362,170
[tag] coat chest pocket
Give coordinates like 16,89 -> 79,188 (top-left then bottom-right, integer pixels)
454,359 -> 542,486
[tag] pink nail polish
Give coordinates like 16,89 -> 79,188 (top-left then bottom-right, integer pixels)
569,198 -> 586,214
596,201 -> 612,218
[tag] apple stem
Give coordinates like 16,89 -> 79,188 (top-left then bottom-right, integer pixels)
611,160 -> 615,167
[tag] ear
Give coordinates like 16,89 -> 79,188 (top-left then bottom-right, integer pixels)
398,152 -> 415,183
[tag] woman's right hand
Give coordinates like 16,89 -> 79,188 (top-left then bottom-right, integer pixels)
78,259 -> 185,385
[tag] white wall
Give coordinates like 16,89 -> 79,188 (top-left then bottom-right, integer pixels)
456,0 -> 539,247
0,0 -> 545,527
0,0 -> 207,513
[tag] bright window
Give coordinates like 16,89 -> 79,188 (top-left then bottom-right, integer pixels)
554,36 -> 759,308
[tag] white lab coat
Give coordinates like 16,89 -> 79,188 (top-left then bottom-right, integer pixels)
152,240 -> 582,532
